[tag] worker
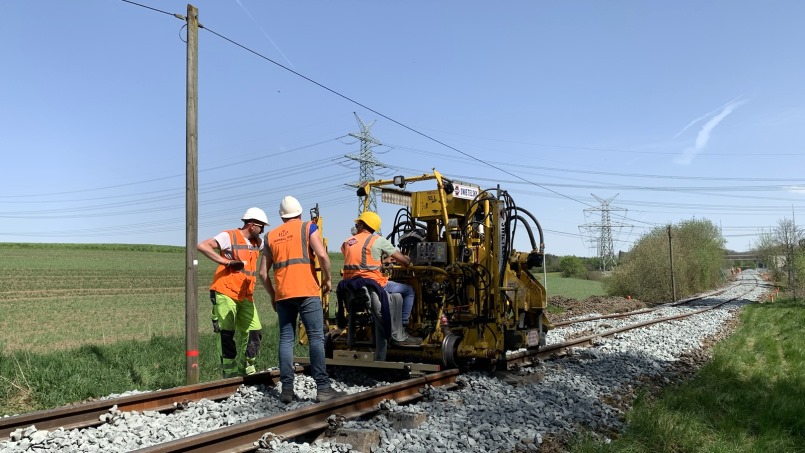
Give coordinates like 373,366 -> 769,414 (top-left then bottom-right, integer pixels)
258,196 -> 346,404
341,211 -> 421,346
197,207 -> 268,378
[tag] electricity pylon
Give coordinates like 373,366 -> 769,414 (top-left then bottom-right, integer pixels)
579,194 -> 630,271
344,112 -> 386,215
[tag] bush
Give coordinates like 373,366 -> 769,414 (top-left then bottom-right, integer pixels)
559,256 -> 587,279
604,219 -> 726,301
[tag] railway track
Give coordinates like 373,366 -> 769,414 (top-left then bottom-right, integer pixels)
0,271 -> 770,452
136,370 -> 458,452
505,284 -> 757,369
0,366 -> 457,453
0,368 -> 290,440
550,286 -> 731,328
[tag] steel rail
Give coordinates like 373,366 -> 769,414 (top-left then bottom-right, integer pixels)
133,369 -> 460,453
0,368 -> 299,440
507,289 -> 752,368
552,287 -> 730,328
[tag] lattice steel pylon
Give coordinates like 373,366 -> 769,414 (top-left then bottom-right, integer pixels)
344,112 -> 386,215
579,194 -> 630,272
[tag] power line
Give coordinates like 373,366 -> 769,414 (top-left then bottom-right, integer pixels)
403,129 -> 804,157
121,1 -> 799,237
391,144 -> 805,183
105,0 -> 799,253
120,0 -> 175,17
191,22 -> 598,211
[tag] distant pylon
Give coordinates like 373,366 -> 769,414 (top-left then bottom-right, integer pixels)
579,194 -> 630,272
344,112 -> 386,215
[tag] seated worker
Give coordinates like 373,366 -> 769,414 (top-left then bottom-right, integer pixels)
340,211 -> 421,346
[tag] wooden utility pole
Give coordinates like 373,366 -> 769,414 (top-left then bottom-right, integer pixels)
668,225 -> 677,302
185,4 -> 200,385
793,207 -> 797,302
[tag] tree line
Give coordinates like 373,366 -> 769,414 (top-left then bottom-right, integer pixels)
545,217 -> 804,302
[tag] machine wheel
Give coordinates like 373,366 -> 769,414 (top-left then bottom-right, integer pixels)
441,333 -> 462,369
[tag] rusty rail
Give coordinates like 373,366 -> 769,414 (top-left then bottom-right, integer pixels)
507,291 -> 748,368
552,287 -> 730,328
134,369 -> 460,453
0,369 -> 294,440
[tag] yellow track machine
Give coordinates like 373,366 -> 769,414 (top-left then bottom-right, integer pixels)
322,169 -> 552,372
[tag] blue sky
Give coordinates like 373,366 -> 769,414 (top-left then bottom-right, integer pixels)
1,0 -> 803,257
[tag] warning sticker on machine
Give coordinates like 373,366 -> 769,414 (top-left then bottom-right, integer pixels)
527,329 -> 540,347
453,183 -> 480,200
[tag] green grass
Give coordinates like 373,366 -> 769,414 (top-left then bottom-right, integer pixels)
571,299 -> 805,453
0,243 -> 312,415
541,272 -> 606,300
1,243 -> 237,352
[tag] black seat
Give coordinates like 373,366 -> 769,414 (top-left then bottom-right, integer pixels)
337,285 -> 383,348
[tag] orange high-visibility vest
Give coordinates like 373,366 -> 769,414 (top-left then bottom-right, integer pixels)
267,220 -> 320,301
341,231 -> 388,286
210,229 -> 261,302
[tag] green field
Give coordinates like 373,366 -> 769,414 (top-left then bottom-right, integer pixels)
0,243 -> 314,414
0,243 -> 602,415
572,299 -> 805,453
0,245 -> 599,355
541,272 -> 605,300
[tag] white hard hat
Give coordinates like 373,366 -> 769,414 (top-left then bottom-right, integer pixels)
241,207 -> 269,225
279,196 -> 303,219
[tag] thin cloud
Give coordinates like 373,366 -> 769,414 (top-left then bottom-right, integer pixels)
674,99 -> 746,165
234,0 -> 297,71
673,96 -> 743,139
785,185 -> 805,195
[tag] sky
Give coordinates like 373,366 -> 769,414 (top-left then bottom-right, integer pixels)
1,0 -> 804,257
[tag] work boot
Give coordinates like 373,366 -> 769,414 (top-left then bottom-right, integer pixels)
392,334 -> 423,347
280,388 -> 294,404
315,387 -> 347,403
404,324 -> 419,337
245,358 -> 257,376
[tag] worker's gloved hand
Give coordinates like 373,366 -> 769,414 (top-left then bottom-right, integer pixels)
212,319 -> 221,333
226,260 -> 245,271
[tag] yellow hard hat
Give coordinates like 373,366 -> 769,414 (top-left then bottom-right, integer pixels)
356,211 -> 381,232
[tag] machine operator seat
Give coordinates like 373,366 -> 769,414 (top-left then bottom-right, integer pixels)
335,279 -> 412,361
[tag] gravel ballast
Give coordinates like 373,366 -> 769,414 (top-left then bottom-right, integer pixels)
0,270 -> 770,452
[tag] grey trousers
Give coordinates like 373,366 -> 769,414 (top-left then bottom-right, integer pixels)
365,290 -> 405,361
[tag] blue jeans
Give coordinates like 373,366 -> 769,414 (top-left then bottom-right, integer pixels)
384,280 -> 415,325
276,296 -> 329,390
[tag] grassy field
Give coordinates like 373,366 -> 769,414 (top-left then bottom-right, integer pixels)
0,243 -> 603,415
1,243 -> 284,414
571,299 -> 805,453
542,272 -> 605,301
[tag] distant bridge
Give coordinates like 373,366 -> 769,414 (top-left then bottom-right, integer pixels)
725,254 -> 758,261
726,254 -> 760,269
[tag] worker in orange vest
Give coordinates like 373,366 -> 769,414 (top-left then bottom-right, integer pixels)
259,196 -> 346,404
197,207 -> 268,378
341,211 -> 421,346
